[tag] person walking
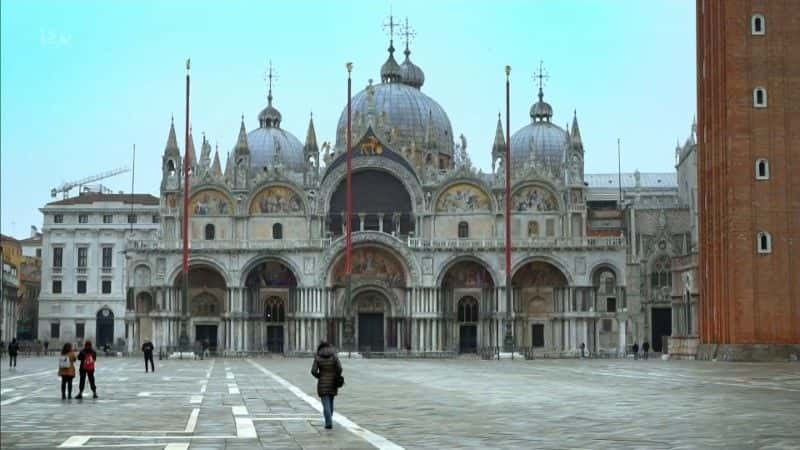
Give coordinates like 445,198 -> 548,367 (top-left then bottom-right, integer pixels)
642,341 -> 650,360
579,342 -> 586,358
142,340 -> 155,373
75,340 -> 98,399
311,341 -> 343,430
632,342 -> 639,360
8,338 -> 19,368
44,340 -> 50,355
58,343 -> 77,399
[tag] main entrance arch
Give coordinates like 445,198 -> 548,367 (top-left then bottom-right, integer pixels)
440,259 -> 494,351
174,265 -> 227,351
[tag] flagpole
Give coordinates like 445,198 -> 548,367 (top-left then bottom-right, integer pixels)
617,138 -> 623,208
130,144 -> 136,233
503,65 -> 514,353
345,62 -> 353,351
181,58 -> 191,349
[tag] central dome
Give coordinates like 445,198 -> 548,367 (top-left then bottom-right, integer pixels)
334,82 -> 453,155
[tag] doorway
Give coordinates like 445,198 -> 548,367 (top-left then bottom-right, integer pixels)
651,308 -> 672,352
531,323 -> 545,348
459,324 -> 477,353
358,313 -> 384,352
267,325 -> 284,353
195,324 -> 218,350
96,308 -> 114,348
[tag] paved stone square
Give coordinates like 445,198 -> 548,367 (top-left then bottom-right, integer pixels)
1,355 -> 799,449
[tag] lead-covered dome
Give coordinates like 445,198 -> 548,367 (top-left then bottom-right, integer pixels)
510,87 -> 569,167
246,93 -> 304,172
334,81 -> 453,155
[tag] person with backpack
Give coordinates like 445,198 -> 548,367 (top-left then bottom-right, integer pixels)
75,340 -> 98,399
310,341 -> 343,430
58,343 -> 77,399
141,340 -> 155,373
7,338 -> 19,368
642,341 -> 650,360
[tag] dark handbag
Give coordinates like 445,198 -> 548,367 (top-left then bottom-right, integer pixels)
335,375 -> 344,388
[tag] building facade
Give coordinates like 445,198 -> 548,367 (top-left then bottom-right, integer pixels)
17,228 -> 43,340
118,30 -> 707,357
697,0 -> 800,359
37,194 -> 160,348
1,234 -> 21,342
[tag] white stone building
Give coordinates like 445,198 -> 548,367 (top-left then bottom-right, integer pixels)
37,194 -> 159,348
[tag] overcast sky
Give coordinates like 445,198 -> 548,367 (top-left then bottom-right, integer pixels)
0,0 -> 696,238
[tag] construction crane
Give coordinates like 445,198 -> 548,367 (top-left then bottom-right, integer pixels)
51,167 -> 130,199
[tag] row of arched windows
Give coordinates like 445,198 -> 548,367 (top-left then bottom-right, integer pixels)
204,223 -> 283,240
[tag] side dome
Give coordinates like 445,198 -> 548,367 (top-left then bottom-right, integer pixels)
510,87 -> 569,167
246,92 -> 304,172
510,122 -> 569,166
247,127 -> 304,172
334,82 -> 453,155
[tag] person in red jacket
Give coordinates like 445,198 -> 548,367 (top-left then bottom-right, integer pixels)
75,340 -> 98,399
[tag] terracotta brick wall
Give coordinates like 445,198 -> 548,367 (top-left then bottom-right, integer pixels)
697,0 -> 799,344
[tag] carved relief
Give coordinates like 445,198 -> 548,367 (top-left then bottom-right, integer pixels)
512,186 -> 558,212
250,186 -> 304,214
134,265 -> 151,288
436,184 -> 491,213
190,190 -> 233,216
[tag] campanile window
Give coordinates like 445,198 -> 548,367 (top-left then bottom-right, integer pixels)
751,14 -> 765,35
753,87 -> 767,108
755,159 -> 769,180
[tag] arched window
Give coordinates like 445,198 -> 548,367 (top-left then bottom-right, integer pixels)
458,221 -> 469,239
751,14 -> 765,35
167,160 -> 176,176
457,297 -> 479,322
755,159 -> 769,180
528,221 -> 539,237
272,223 -> 283,240
753,87 -> 767,108
265,296 -> 285,322
650,255 -> 672,289
204,224 -> 215,240
757,231 -> 772,254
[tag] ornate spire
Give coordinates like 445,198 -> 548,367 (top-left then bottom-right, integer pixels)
163,116 -> 180,156
224,151 -> 232,180
380,14 -> 402,83
424,110 -> 437,150
571,109 -> 583,147
235,116 -> 250,156
492,113 -> 506,156
186,129 -> 197,169
304,113 -> 319,154
211,148 -> 222,177
200,133 -> 212,169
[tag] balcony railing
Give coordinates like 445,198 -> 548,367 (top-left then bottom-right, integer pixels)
52,267 -> 62,274
76,267 -> 88,275
407,236 -> 625,250
127,238 -> 332,251
101,267 -> 113,275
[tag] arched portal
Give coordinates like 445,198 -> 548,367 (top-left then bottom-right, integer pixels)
244,260 -> 298,353
328,170 -> 413,236
513,261 -> 568,351
96,307 -> 114,348
174,266 -> 227,350
353,290 -> 390,352
135,292 -> 154,345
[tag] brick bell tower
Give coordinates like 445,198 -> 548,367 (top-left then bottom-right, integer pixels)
696,0 -> 799,360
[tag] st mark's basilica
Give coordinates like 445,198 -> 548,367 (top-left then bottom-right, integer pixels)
124,23 -> 698,356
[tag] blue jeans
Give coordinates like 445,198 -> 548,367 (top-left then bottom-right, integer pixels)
321,395 -> 334,427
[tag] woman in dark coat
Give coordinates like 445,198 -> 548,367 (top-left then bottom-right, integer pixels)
311,341 -> 342,429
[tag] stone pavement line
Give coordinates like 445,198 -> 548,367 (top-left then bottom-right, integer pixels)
1,369 -> 51,381
247,359 -> 404,450
1,386 -> 47,406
